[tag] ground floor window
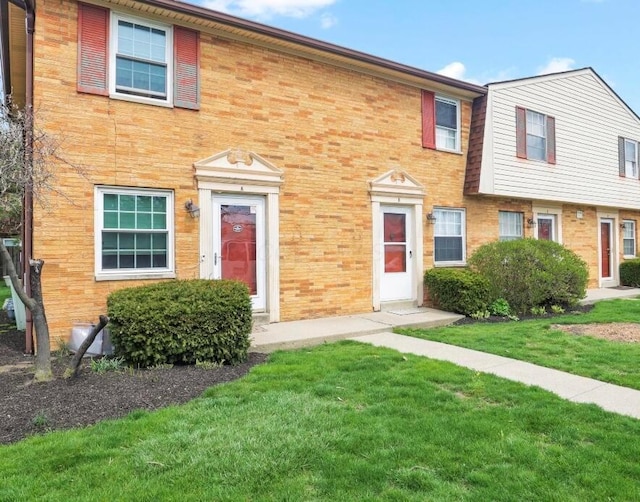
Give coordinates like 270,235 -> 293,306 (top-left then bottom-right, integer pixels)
498,211 -> 523,241
95,186 -> 174,279
434,208 -> 465,264
623,220 -> 636,257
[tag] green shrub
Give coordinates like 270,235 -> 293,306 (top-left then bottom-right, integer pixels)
489,298 -> 511,317
424,268 -> 492,316
468,238 -> 588,315
620,258 -> 640,287
107,280 -> 252,368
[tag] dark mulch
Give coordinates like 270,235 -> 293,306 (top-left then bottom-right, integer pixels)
0,311 -> 267,445
451,303 -> 594,326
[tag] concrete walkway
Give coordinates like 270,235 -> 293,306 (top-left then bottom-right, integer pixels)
352,332 -> 640,419
250,287 -> 640,419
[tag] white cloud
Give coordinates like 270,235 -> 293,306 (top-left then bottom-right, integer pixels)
537,57 -> 576,75
436,61 -> 467,80
320,12 -> 337,29
201,0 -> 336,20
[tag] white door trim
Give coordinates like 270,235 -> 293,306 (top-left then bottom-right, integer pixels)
379,205 -> 414,302
369,170 -> 425,311
195,149 -> 283,322
597,211 -> 619,288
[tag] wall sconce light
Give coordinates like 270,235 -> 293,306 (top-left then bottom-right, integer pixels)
620,222 -> 628,231
526,217 -> 537,228
426,213 -> 437,224
185,200 -> 200,218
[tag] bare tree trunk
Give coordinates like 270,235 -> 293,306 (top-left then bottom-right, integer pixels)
68,315 -> 109,378
29,259 -> 51,381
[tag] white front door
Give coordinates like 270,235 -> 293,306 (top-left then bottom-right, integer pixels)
380,206 -> 414,302
212,195 -> 266,310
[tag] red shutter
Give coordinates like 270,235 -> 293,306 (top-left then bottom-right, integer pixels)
546,115 -> 556,164
515,106 -> 527,159
77,3 -> 109,96
421,90 -> 436,149
174,26 -> 200,110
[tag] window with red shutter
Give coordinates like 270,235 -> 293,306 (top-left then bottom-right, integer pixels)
77,3 -> 109,96
516,106 -> 556,164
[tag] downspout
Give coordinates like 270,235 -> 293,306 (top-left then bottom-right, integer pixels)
23,0 -> 34,354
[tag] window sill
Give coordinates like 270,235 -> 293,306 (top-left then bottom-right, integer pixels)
623,255 -> 637,260
434,261 -> 467,267
435,147 -> 463,155
109,92 -> 174,108
95,271 -> 176,282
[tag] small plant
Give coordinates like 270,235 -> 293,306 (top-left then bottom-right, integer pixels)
90,356 -> 125,374
530,305 -> 547,316
470,310 -> 490,320
550,305 -> 565,314
489,298 -> 511,317
149,363 -> 174,370
507,314 -> 520,322
53,340 -> 72,358
31,411 -> 51,430
195,359 -> 224,370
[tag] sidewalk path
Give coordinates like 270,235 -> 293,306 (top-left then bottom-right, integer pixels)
351,332 -> 640,419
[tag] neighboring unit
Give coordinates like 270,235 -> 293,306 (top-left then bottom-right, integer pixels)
465,68 -> 640,288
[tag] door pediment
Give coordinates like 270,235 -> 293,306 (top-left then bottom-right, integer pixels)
369,169 -> 425,202
194,149 -> 284,186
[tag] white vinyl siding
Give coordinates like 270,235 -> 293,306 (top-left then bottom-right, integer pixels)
478,69 -> 640,209
434,208 -> 465,265
435,97 -> 460,151
623,220 -> 636,257
499,211 -> 523,241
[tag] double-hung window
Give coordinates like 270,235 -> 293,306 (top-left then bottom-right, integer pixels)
77,4 -> 200,109
498,211 -> 523,241
621,138 -> 639,179
433,208 -> 465,264
435,97 -> 459,151
421,91 -> 460,152
623,220 -> 636,257
95,187 -> 174,280
515,107 -> 556,164
111,14 -> 172,103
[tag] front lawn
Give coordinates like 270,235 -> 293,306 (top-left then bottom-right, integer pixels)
400,298 -> 640,390
2,342 -> 640,501
0,284 -> 10,305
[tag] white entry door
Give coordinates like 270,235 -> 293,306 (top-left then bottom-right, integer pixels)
380,206 -> 414,302
212,195 -> 266,310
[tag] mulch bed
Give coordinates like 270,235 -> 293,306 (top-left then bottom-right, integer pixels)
451,304 -> 594,326
0,310 -> 267,445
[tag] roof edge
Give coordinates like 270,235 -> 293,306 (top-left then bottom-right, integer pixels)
135,0 -> 486,96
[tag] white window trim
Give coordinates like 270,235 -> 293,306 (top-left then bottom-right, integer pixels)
526,109 -> 547,162
435,96 -> 461,153
624,139 -> 639,179
94,186 -> 175,281
109,12 -> 174,108
498,211 -> 523,241
433,207 -> 466,266
623,219 -> 636,258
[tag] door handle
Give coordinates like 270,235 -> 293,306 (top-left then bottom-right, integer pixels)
409,250 -> 413,258
214,252 -> 218,266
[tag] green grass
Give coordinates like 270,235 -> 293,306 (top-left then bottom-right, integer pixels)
400,298 -> 640,390
2,342 -> 640,501
0,284 -> 10,305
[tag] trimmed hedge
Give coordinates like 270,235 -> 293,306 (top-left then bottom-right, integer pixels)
107,279 -> 252,368
620,258 -> 640,287
468,238 -> 588,314
424,267 -> 492,315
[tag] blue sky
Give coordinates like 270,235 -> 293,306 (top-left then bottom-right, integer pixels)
192,0 -> 640,114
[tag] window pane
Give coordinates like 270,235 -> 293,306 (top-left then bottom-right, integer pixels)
120,212 -> 136,229
499,211 -> 523,241
137,233 -> 152,250
527,134 -> 546,161
137,212 -> 152,229
120,195 -> 135,211
384,214 -> 406,243
436,126 -> 456,150
103,212 -> 118,229
436,100 -> 457,130
434,237 -> 463,262
137,196 -> 151,211
104,194 -> 118,210
115,57 -> 133,88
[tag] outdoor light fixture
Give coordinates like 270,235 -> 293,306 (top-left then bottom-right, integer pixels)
620,222 -> 628,230
526,217 -> 537,228
426,213 -> 437,224
185,200 -> 200,218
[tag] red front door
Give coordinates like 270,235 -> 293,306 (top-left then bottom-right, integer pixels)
601,222 -> 611,278
221,204 -> 257,294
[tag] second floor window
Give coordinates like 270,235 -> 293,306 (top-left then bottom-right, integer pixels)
516,106 -> 556,164
435,97 -> 459,151
112,15 -> 171,102
624,139 -> 638,178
